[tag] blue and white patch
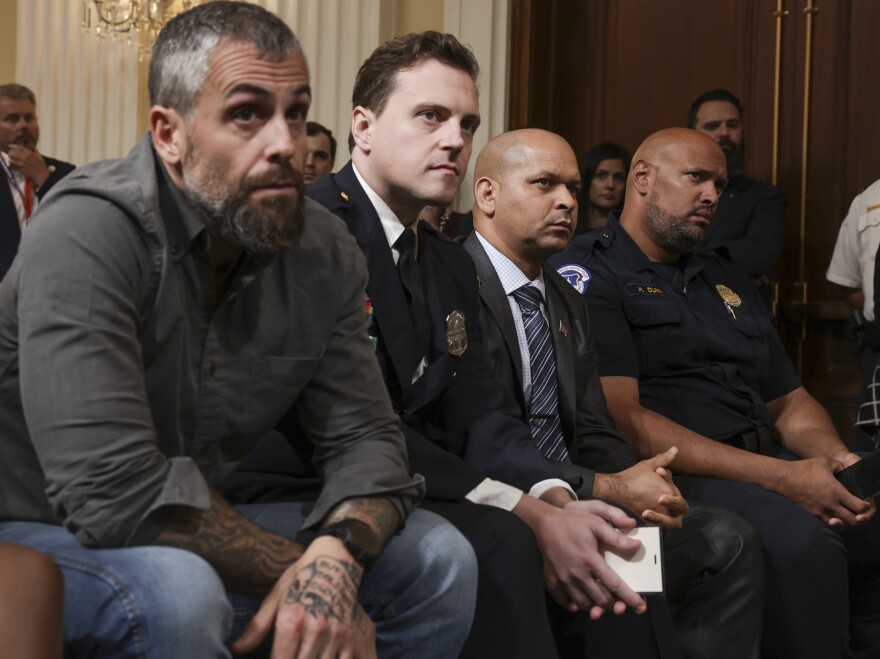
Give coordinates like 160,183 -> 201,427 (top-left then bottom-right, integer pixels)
556,263 -> 592,294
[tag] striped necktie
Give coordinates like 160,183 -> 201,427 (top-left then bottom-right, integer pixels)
512,284 -> 570,462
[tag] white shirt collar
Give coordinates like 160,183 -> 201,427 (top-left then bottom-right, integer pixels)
475,230 -> 546,297
352,163 -> 415,254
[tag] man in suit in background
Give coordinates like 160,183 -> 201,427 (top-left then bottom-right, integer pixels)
687,88 -> 787,308
0,83 -> 75,280
464,127 -> 763,658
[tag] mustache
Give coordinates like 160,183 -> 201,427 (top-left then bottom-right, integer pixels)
548,209 -> 573,223
243,164 -> 304,191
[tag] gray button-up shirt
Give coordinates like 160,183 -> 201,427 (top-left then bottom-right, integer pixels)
0,136 -> 423,547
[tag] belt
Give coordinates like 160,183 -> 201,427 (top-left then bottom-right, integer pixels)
730,425 -> 773,455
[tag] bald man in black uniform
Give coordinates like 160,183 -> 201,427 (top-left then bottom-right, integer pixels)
553,127 -> 880,658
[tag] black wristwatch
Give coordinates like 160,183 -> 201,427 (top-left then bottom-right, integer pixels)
315,520 -> 382,571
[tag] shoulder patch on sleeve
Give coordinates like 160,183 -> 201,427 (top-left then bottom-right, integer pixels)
556,263 -> 592,294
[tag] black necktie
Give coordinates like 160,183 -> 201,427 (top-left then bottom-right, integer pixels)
395,227 -> 431,373
512,284 -> 570,462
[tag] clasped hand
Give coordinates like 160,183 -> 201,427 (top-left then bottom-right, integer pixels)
535,498 -> 648,620
596,447 -> 688,530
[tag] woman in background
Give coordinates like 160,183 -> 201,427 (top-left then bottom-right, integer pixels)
574,142 -> 631,235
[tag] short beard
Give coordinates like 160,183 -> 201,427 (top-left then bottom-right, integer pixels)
645,190 -> 705,255
182,146 -> 305,257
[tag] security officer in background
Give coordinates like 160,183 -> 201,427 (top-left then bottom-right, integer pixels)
0,83 -> 75,280
827,177 -> 880,450
687,88 -> 787,311
551,127 -> 880,658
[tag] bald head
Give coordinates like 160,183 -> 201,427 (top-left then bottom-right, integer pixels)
620,128 -> 727,262
473,129 -> 580,279
475,129 -> 569,179
631,128 -> 723,175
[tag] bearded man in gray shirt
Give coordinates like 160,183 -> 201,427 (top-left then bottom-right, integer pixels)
0,3 -> 477,658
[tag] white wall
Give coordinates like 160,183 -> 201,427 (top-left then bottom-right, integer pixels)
16,1 -> 140,164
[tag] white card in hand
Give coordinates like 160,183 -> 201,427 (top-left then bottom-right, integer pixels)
603,526 -> 664,594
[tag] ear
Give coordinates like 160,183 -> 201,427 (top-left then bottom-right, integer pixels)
150,105 -> 186,169
350,106 -> 375,155
630,159 -> 652,197
474,176 -> 498,217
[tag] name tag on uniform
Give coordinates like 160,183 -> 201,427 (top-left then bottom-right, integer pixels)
625,284 -> 665,297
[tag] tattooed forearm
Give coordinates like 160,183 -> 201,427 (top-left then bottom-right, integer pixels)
155,489 -> 304,597
323,497 -> 400,547
285,555 -> 365,630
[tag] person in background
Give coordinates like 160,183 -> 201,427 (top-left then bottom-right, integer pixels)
304,120 -> 336,183
826,177 -> 880,451
573,141 -> 630,235
0,83 -> 75,280
687,88 -> 787,309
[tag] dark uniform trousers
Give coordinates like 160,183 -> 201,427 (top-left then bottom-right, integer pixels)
553,215 -> 880,658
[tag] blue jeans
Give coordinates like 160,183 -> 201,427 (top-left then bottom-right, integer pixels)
0,506 -> 477,659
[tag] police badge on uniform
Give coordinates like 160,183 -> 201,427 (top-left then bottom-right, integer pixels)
446,310 -> 467,356
556,264 -> 592,294
715,284 -> 742,319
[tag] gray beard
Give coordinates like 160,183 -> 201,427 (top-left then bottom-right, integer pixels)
182,158 -> 305,257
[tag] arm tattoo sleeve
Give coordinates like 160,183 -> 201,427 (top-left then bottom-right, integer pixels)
154,489 -> 304,597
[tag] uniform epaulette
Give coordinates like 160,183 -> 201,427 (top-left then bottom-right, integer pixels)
306,176 -> 351,213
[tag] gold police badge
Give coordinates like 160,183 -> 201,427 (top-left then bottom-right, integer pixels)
715,284 -> 742,308
446,310 -> 467,356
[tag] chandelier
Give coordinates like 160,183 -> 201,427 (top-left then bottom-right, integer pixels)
80,1 -> 206,60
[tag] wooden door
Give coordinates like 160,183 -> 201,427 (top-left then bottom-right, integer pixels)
509,0 -> 880,444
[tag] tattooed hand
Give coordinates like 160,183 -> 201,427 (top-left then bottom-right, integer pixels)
231,536 -> 377,658
286,555 -> 368,631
